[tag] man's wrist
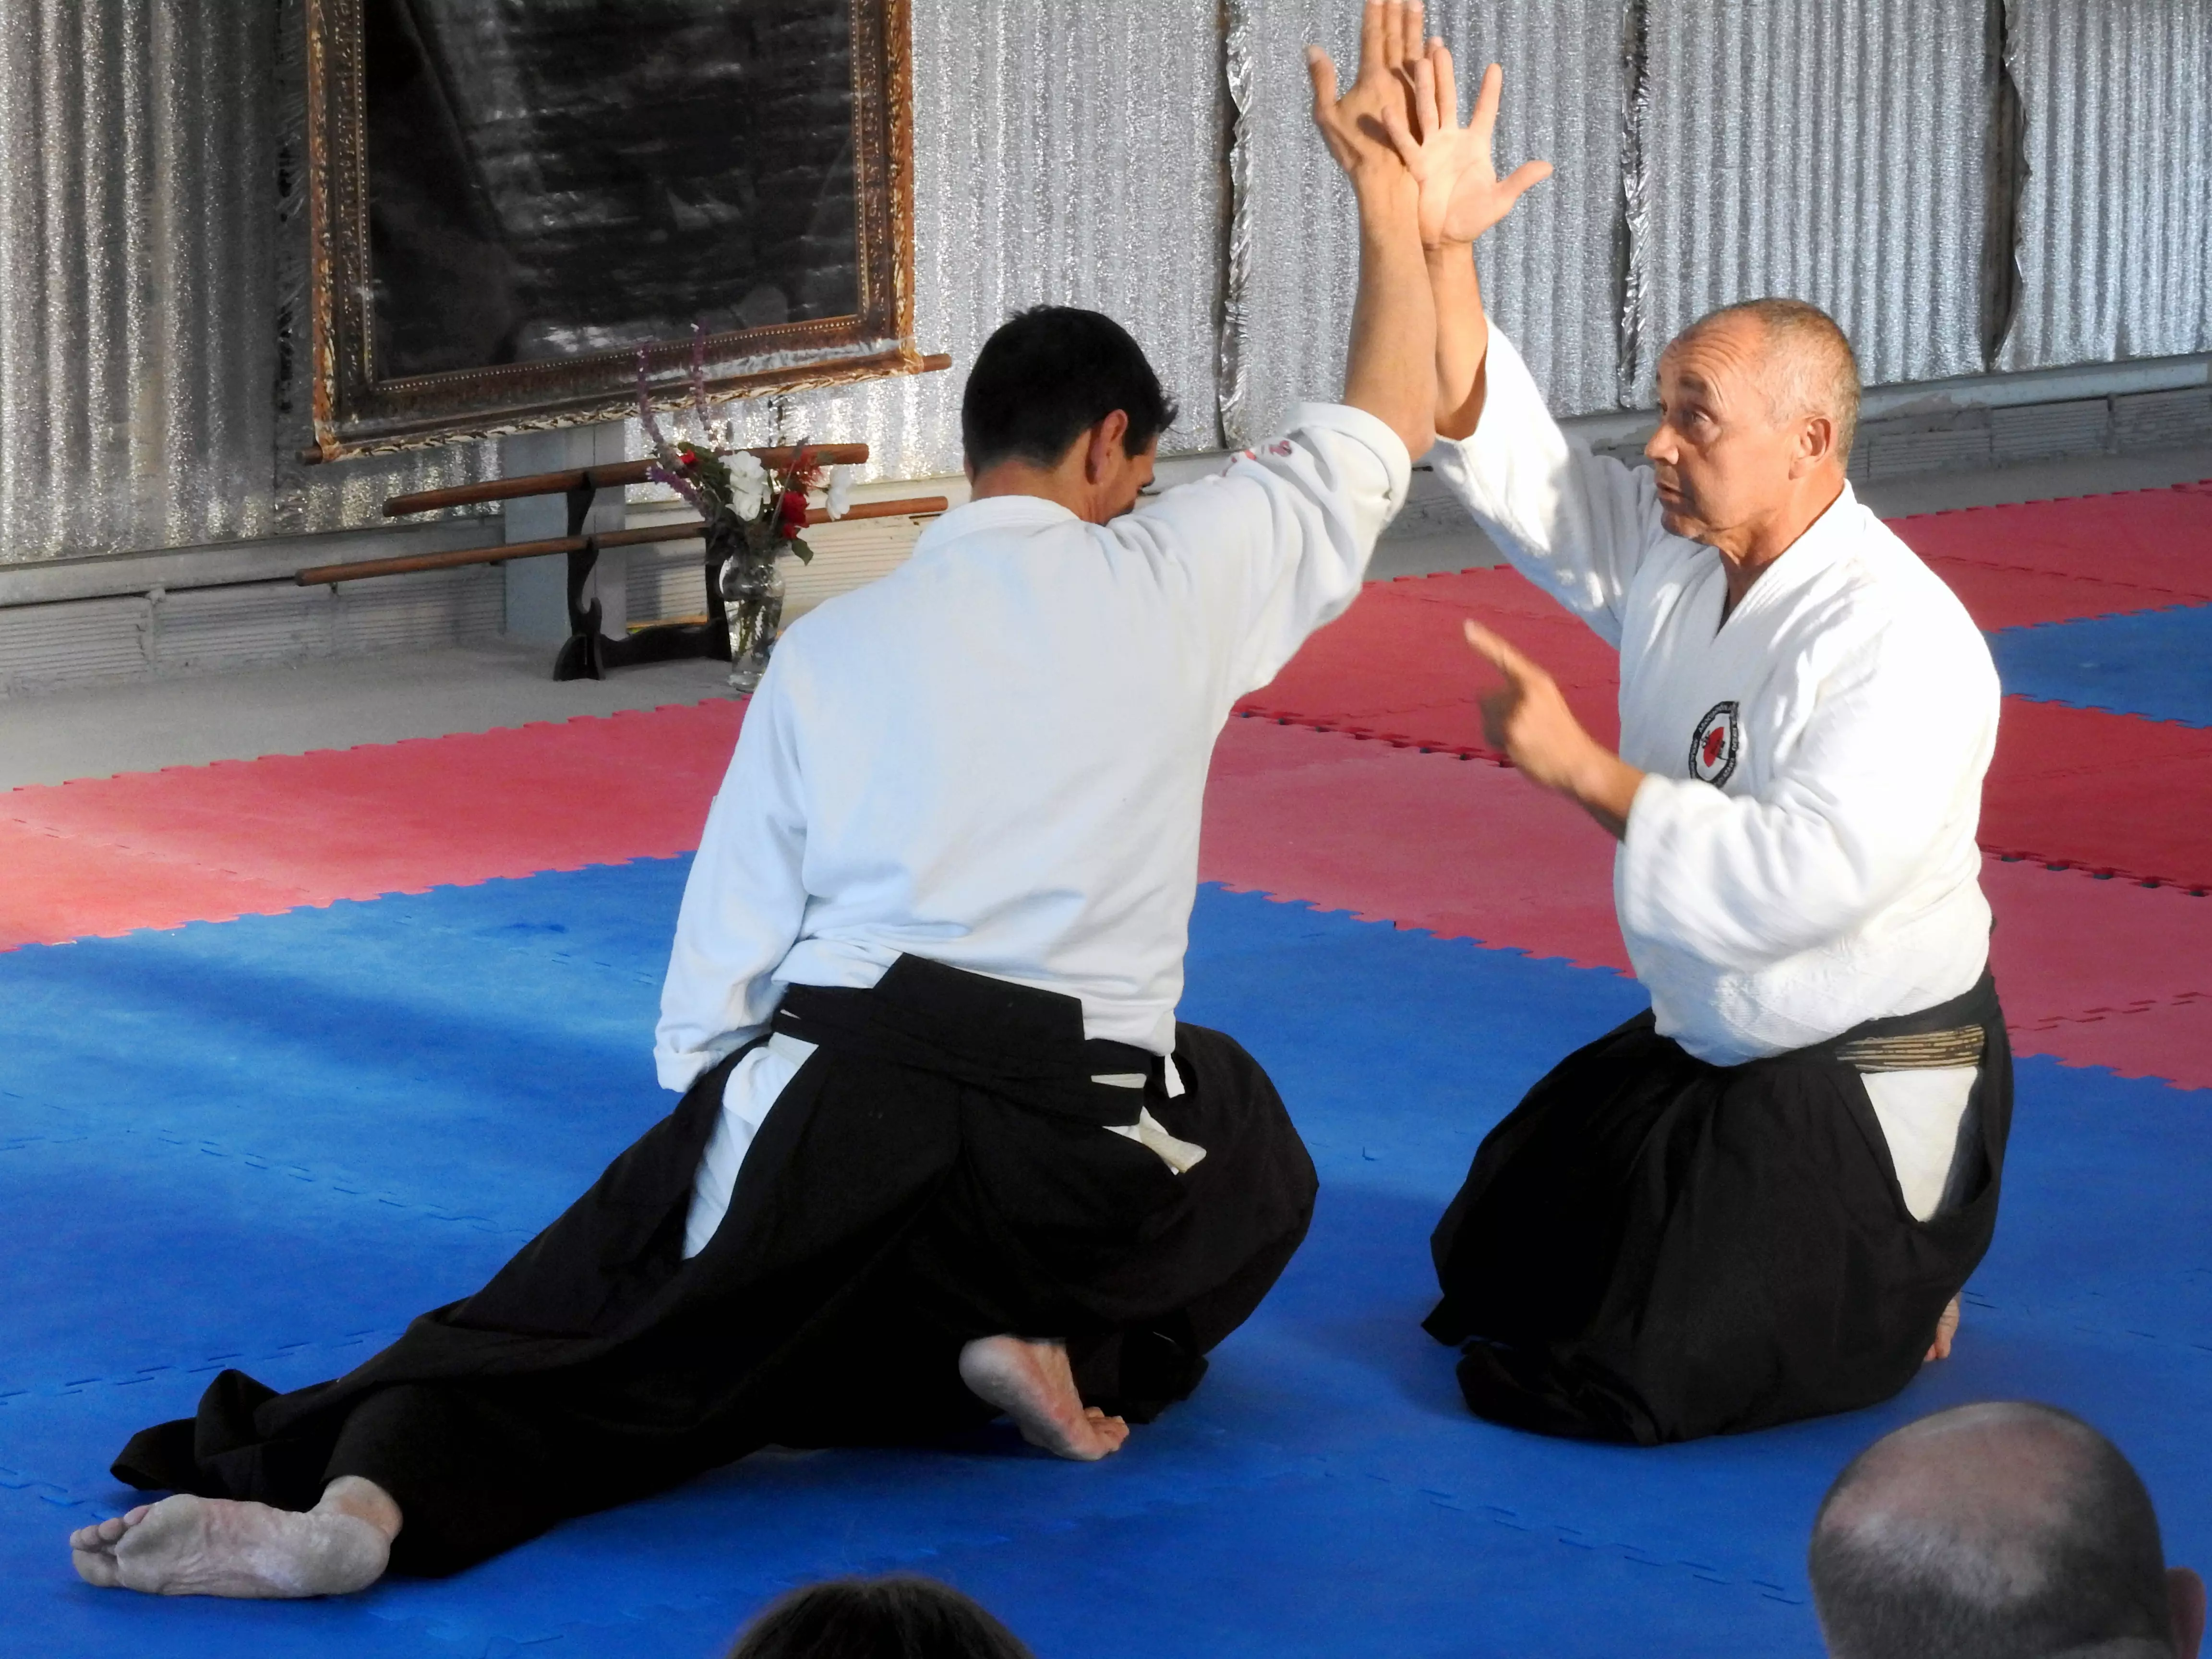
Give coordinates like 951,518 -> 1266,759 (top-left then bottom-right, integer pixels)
1352,167 -> 1421,218
1570,746 -> 1645,819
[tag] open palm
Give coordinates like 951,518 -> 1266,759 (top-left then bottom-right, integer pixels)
1395,44 -> 1552,248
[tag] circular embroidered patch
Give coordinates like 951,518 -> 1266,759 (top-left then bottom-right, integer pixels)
1689,700 -> 1741,786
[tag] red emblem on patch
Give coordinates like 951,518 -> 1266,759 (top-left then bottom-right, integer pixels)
1689,701 -> 1741,787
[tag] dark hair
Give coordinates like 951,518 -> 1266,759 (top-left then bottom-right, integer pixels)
1809,1403 -> 2175,1659
726,1574 -> 1036,1659
960,305 -> 1178,473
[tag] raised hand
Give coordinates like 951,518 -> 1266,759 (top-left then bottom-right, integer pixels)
1392,44 -> 1553,250
1307,0 -> 1426,180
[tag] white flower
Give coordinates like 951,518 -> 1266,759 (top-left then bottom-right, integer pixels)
824,465 -> 855,521
725,450 -> 770,520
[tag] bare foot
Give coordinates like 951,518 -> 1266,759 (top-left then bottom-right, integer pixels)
1924,1296 -> 1961,1362
958,1334 -> 1129,1461
68,1477 -> 398,1598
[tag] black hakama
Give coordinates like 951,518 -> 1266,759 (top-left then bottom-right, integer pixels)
114,956 -> 1317,1575
1424,974 -> 2011,1445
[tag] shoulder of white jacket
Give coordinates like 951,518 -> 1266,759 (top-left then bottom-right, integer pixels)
1839,513 -> 1986,637
1773,520 -> 1991,681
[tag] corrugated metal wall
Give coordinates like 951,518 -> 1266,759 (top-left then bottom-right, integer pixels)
1,1 -> 2207,567
679,0 -> 1231,481
2001,0 -> 2212,370
1226,0 -> 1625,441
1639,0 -> 1988,392
0,0 -> 496,567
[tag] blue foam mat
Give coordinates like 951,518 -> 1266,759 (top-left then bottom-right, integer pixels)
2,870 -> 2207,1659
1989,602 -> 2212,726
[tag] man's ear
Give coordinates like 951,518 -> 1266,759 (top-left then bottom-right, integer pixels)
1084,410 -> 1132,482
2171,1565 -> 2206,1659
1794,413 -> 1838,477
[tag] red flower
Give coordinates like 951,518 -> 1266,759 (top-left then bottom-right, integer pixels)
777,489 -> 808,535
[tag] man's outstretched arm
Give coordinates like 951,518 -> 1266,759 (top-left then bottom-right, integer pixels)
1382,40 -> 1551,438
1307,0 -> 1436,458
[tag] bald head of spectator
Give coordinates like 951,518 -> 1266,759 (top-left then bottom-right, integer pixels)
1810,1403 -> 2205,1659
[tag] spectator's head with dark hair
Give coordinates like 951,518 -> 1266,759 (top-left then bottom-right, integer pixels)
1810,1402 -> 2205,1659
725,1574 -> 1036,1659
960,306 -> 1178,525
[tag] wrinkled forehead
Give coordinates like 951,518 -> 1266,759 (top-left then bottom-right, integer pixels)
1657,316 -> 1768,405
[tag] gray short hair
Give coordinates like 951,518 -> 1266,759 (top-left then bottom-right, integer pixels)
1809,1403 -> 2175,1659
1674,297 -> 1862,460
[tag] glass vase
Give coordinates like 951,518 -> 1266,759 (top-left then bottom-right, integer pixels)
719,550 -> 785,693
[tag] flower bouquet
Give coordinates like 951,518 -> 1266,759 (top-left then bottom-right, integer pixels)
636,331 -> 853,691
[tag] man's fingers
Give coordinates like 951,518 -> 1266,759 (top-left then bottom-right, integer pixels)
1474,686 -> 1518,751
1462,618 -> 1544,685
1410,53 -> 1440,140
1502,158 -> 1555,204
1356,0 -> 1387,83
1470,60 -> 1504,141
1306,46 -> 1342,122
1430,38 -> 1460,130
1392,0 -> 1421,71
1380,98 -> 1422,171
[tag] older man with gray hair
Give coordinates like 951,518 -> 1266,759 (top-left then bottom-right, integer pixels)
1380,30 -> 2010,1443
1810,1403 -> 2206,1659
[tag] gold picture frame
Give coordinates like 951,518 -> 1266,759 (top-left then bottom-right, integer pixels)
303,0 -> 921,460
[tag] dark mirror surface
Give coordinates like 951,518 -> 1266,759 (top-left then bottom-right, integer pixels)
363,0 -> 860,380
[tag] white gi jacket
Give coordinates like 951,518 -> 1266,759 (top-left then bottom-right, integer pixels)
1431,329 -> 1999,1083
658,405 -> 1410,1251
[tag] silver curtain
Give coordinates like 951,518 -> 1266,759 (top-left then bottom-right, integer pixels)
1639,0 -> 1987,392
0,0 -> 495,567
2000,0 -> 2212,370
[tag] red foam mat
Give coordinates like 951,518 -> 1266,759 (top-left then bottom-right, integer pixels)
1201,716 -> 1630,971
1205,720 -> 2212,1088
1235,552 -> 2212,887
2011,995 -> 2212,1090
0,701 -> 742,950
1887,485 -> 2212,600
1985,856 -> 2212,1029
1983,701 -> 2212,890
1912,557 -> 2187,630
5,685 -> 2202,1087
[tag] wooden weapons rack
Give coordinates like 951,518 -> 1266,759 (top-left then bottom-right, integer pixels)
296,445 -> 947,682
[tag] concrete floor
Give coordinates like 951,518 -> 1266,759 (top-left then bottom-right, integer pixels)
4,443 -> 2206,791
0,645 -> 733,790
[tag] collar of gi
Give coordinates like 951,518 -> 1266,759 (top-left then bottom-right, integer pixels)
1706,478 -> 1866,611
913,493 -> 1082,558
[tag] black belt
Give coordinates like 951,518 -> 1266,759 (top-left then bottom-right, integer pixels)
1804,971 -> 2001,1072
772,954 -> 1157,1128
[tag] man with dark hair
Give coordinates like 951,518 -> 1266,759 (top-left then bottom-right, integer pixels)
725,1573 -> 1034,1659
75,0 -> 1450,1599
957,304 -> 1179,474
1810,1403 -> 2206,1659
1382,33 -> 2010,1442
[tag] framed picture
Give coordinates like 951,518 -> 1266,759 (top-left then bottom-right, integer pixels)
304,0 -> 920,459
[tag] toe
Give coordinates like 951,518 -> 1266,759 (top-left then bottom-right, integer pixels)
72,1547 -> 124,1588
